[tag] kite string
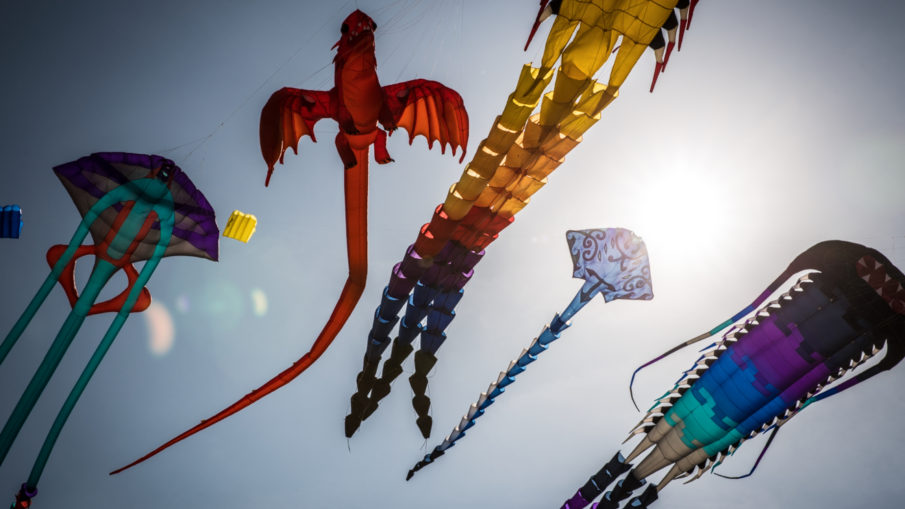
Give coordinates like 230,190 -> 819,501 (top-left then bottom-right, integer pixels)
156,0 -> 355,161
379,0 -> 432,81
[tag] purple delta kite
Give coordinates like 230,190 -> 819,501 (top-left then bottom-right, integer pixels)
560,240 -> 905,509
0,153 -> 218,509
407,228 -> 653,479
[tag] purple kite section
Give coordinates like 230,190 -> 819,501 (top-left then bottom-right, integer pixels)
52,152 -> 219,261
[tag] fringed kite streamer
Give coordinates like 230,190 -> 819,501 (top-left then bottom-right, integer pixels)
560,241 -> 905,509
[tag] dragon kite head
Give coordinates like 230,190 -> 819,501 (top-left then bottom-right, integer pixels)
334,10 -> 377,52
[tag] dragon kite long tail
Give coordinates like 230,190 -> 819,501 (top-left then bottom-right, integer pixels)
113,9 -> 468,474
110,147 -> 369,474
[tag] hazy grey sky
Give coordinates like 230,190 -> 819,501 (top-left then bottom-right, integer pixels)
1,1 -> 904,507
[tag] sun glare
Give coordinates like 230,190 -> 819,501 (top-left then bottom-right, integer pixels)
631,166 -> 735,263
145,301 -> 175,356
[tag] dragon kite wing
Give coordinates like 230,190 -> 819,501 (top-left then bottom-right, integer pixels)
259,87 -> 335,185
382,79 -> 469,162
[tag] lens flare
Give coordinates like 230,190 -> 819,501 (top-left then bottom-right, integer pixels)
144,301 -> 175,356
250,288 -> 268,317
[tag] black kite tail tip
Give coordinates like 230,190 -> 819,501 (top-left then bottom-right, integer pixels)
406,470 -> 415,481
344,413 -> 362,438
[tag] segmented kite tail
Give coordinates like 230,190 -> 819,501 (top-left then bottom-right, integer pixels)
407,254 -> 475,438
112,153 -> 371,474
366,63 -> 542,406
347,274 -> 455,439
361,317 -> 422,420
409,349 -> 438,439
363,280 -> 438,422
345,355 -> 382,438
407,312 -> 570,480
628,266 -> 796,411
405,212 -> 512,436
345,286 -> 406,437
352,242 -> 430,426
596,471 -> 647,509
561,453 -> 631,509
623,484 -> 660,509
365,63 -> 548,429
362,272 -> 466,436
356,240 -> 477,431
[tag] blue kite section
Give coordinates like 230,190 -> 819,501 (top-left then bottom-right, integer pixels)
0,205 -> 22,238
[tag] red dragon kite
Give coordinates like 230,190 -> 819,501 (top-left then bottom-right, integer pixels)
113,9 -> 469,474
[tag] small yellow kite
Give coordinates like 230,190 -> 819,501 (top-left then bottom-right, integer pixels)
223,210 -> 257,243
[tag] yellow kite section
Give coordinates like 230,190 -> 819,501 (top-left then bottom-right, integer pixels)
223,210 -> 258,243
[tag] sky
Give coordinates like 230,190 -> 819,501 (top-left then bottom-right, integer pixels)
1,0 -> 904,507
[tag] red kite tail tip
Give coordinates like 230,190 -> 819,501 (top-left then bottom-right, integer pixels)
524,0 -> 550,51
265,168 -> 274,186
687,2 -> 698,30
524,23 -> 541,51
109,462 -> 135,475
663,42 -> 676,70
458,151 -> 466,163
649,63 -> 664,93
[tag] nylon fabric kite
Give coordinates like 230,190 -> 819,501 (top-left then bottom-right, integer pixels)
0,153 -> 218,509
112,9 -> 468,474
346,0 -> 699,440
406,228 -> 653,479
559,241 -> 905,509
